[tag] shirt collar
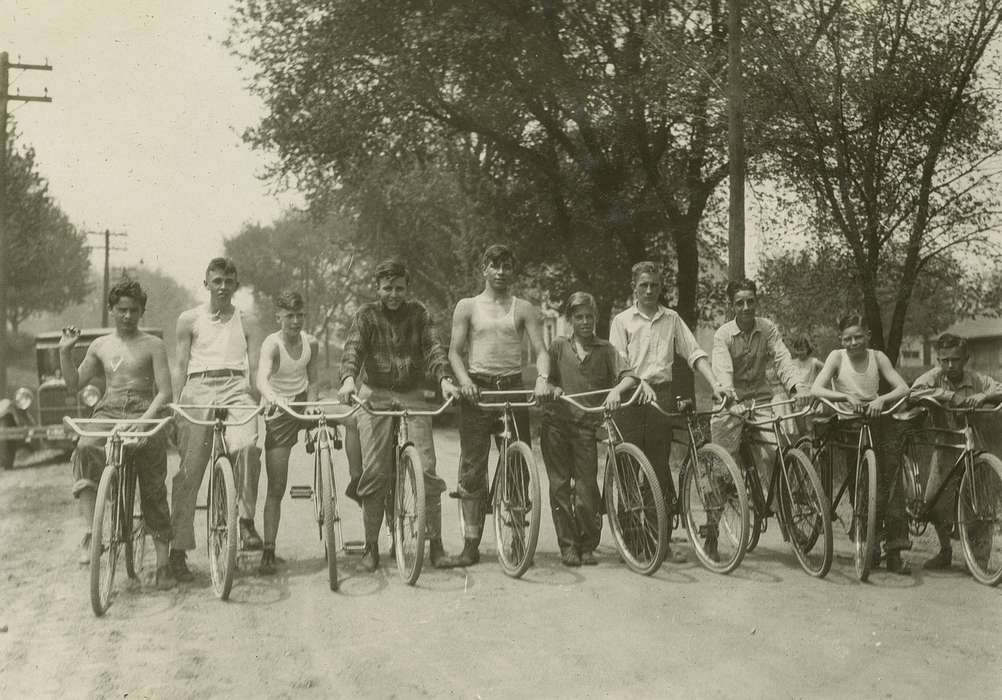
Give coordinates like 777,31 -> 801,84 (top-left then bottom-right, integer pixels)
726,317 -> 763,337
631,303 -> 667,322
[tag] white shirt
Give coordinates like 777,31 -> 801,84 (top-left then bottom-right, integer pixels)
609,304 -> 707,384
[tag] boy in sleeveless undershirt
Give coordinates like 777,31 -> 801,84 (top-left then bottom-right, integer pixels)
447,244 -> 553,566
169,257 -> 263,582
256,291 -> 319,575
59,278 -> 175,588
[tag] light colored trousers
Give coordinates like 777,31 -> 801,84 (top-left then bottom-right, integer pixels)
171,375 -> 261,551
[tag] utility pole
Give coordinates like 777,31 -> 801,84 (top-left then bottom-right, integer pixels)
0,52 -> 52,392
86,230 -> 127,325
727,0 -> 746,281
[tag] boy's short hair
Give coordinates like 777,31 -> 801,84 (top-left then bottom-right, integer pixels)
837,313 -> 868,333
373,258 -> 409,285
205,257 -> 238,278
275,291 -> 304,311
564,291 -> 597,320
726,277 -> 757,301
481,244 -> 517,270
791,335 -> 815,356
108,276 -> 148,310
935,333 -> 968,354
631,261 -> 661,285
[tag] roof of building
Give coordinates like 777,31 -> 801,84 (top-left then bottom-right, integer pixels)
943,316 -> 1002,340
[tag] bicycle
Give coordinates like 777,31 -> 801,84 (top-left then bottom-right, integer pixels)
63,415 -> 172,617
651,398 -> 749,574
558,387 -> 668,575
897,395 -> 1002,586
734,398 -> 833,578
352,395 -> 455,585
450,389 -> 541,578
808,395 -> 908,582
169,403 -> 263,600
265,401 -> 360,591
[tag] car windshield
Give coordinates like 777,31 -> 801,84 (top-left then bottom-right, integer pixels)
36,345 -> 88,385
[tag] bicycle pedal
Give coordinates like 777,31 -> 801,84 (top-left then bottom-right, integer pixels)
289,485 -> 313,499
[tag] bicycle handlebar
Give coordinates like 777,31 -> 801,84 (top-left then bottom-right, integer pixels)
815,394 -> 909,417
62,415 -> 173,440
737,397 -> 814,426
558,385 -> 644,413
475,389 -> 537,410
648,397 -> 728,418
169,403 -> 263,426
263,401 -> 359,422
351,394 -> 456,417
907,393 -> 1002,414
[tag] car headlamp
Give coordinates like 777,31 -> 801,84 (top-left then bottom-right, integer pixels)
14,387 -> 33,411
81,385 -> 102,408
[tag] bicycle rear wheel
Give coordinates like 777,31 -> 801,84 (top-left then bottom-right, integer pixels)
318,437 -> 339,591
207,456 -> 238,600
394,445 -> 426,585
124,467 -> 146,580
494,441 -> 540,578
957,453 -> 1002,586
90,466 -> 122,617
682,443 -> 748,574
852,449 -> 878,582
741,455 -> 764,553
779,448 -> 833,578
604,442 -> 667,575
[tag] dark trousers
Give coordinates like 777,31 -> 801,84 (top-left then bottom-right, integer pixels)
617,383 -> 676,500
457,374 -> 531,541
540,417 -> 601,552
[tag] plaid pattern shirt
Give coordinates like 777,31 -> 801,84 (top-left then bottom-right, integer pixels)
339,300 -> 451,391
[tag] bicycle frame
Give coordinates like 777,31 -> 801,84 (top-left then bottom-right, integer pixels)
652,397 -> 724,520
474,390 -> 536,503
556,386 -> 643,490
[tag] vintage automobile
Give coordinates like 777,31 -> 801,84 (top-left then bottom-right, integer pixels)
0,327 -> 164,469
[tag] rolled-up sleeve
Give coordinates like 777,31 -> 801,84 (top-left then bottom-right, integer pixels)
339,311 -> 366,383
672,314 -> 708,369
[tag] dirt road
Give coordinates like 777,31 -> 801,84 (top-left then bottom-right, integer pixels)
1,429 -> 999,699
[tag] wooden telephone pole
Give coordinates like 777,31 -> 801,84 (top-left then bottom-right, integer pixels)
0,52 -> 52,392
86,230 -> 128,326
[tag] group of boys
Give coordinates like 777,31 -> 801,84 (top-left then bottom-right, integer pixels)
62,247 -> 997,588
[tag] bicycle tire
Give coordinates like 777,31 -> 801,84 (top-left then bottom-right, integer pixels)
853,449 -> 878,582
957,453 -> 1002,586
900,452 -> 924,537
742,456 -> 764,553
682,443 -> 748,574
494,441 -> 540,578
124,467 -> 146,580
393,445 -> 427,585
778,448 -> 833,578
207,456 -> 238,600
90,466 -> 122,617
604,442 -> 667,575
318,438 -> 339,591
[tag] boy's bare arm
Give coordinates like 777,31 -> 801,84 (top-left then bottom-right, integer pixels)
173,310 -> 196,401
448,299 -> 476,399
306,336 -> 320,403
520,301 -> 552,399
243,311 -> 263,400
142,338 -> 173,420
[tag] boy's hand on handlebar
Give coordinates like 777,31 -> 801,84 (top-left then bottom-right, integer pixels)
962,392 -> 988,408
865,397 -> 886,417
458,379 -> 480,402
712,384 -> 736,405
533,375 -> 553,402
638,380 -> 656,405
441,378 -> 461,402
602,389 -> 620,411
337,377 -> 356,404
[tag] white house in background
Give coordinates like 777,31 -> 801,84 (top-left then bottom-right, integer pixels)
898,316 -> 1002,379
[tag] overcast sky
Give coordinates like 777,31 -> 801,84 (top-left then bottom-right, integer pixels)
2,1 -> 299,294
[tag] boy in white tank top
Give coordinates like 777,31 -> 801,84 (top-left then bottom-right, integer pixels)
447,244 -> 553,566
256,291 -> 319,575
169,258 -> 263,582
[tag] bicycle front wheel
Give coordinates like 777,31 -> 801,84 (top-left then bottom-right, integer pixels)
318,438 -> 339,591
853,449 -> 878,582
123,464 -> 146,580
683,443 -> 748,574
90,465 -> 123,617
957,453 -> 1002,586
394,445 -> 426,585
494,441 -> 540,578
207,456 -> 238,600
779,448 -> 833,578
604,442 -> 667,575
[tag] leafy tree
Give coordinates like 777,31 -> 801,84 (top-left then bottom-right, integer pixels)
755,0 -> 1002,360
3,127 -> 90,333
227,0 -> 776,327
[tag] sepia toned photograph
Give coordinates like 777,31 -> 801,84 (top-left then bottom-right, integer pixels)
1,2 -> 1001,698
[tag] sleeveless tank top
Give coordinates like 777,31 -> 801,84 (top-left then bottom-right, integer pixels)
268,331 -> 311,397
468,294 -> 523,376
832,349 -> 879,401
188,306 -> 249,373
